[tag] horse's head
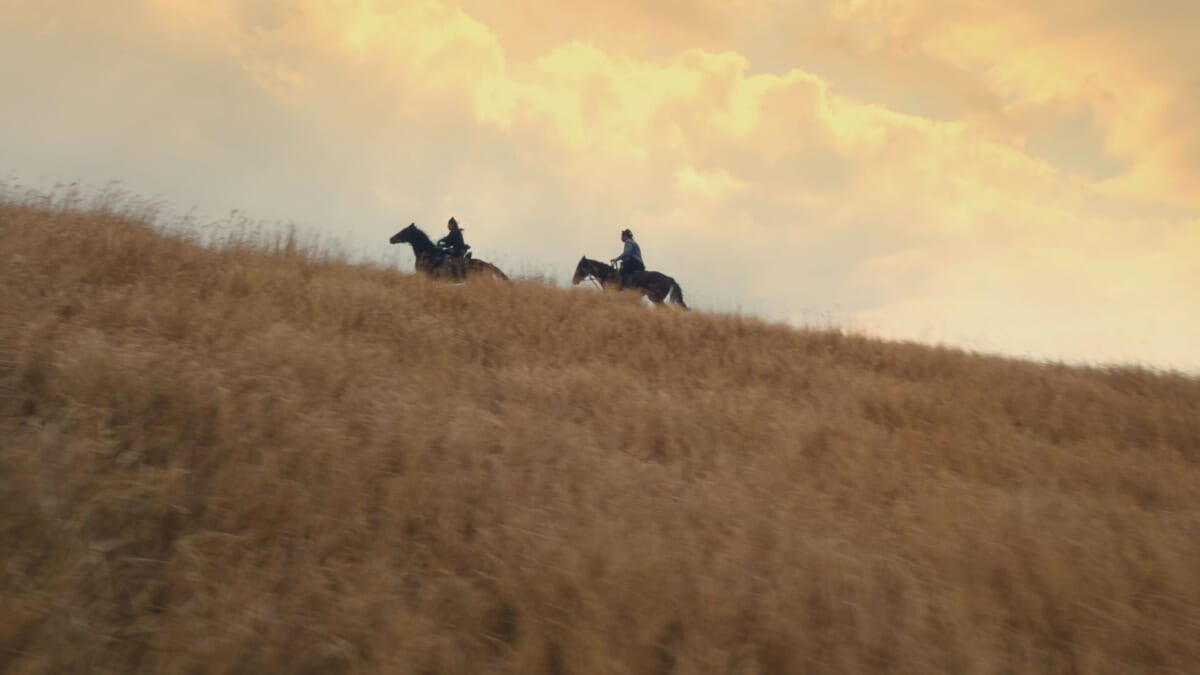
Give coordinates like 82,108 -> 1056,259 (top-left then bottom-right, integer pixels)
389,223 -> 420,245
572,256 -> 612,285
572,256 -> 616,286
572,256 -> 590,285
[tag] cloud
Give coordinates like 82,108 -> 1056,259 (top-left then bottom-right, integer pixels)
828,0 -> 1200,208
455,0 -> 766,59
674,165 -> 748,199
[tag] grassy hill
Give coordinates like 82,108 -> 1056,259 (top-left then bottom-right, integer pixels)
2,193 -> 1198,674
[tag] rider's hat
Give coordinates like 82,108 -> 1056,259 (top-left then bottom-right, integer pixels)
448,217 -> 460,229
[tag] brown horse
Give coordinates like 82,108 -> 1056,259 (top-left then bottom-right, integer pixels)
389,223 -> 509,281
572,256 -> 687,308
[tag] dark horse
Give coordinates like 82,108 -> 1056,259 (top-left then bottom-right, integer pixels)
389,223 -> 508,281
572,256 -> 687,308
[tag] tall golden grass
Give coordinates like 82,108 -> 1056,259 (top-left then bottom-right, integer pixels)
2,191 -> 1198,675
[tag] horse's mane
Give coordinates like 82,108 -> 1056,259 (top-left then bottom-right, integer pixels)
404,224 -> 437,252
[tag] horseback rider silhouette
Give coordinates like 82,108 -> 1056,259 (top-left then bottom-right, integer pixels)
437,217 -> 470,260
610,228 -> 644,288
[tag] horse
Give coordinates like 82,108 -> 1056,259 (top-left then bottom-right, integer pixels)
389,223 -> 509,281
571,256 -> 687,308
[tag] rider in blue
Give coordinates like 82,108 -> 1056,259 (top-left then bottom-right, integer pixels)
610,228 -> 644,288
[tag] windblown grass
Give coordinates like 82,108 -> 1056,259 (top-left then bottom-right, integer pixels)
2,193 -> 1198,674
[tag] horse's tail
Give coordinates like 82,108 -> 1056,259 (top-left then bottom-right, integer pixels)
669,280 -> 688,309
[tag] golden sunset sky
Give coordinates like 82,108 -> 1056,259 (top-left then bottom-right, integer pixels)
3,0 -> 1197,369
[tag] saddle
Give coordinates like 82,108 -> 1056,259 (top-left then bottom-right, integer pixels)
616,261 -> 644,288
435,245 -> 472,262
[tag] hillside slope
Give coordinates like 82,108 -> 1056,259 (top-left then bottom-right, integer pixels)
2,196 -> 1199,674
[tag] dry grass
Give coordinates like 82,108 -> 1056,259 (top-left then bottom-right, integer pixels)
2,192 -> 1198,675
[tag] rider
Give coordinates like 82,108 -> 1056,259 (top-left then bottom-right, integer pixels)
437,217 -> 470,259
610,228 -> 644,288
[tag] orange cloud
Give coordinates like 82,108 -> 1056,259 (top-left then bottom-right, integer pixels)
830,0 -> 1200,208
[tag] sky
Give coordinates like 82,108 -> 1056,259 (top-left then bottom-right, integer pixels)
2,0 -> 1197,371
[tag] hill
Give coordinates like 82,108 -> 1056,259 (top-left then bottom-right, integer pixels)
2,193 -> 1198,674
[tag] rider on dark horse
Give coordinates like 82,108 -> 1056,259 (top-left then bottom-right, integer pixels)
610,228 -> 644,288
437,217 -> 470,261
